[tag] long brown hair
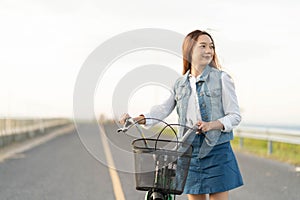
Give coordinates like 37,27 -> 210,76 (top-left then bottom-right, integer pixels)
182,30 -> 221,75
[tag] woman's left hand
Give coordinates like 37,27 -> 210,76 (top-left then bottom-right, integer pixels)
197,120 -> 224,133
197,121 -> 212,133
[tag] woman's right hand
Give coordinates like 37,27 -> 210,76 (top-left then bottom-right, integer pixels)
119,113 -> 131,125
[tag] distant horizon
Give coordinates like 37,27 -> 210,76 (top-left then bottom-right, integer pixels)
2,114 -> 300,131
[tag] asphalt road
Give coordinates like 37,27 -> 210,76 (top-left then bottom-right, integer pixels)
0,123 -> 299,200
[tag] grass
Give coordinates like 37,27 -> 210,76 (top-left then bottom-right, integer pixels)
144,125 -> 178,138
231,137 -> 300,166
144,125 -> 300,166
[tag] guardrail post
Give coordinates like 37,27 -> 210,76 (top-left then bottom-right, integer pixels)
0,135 -> 3,147
39,119 -> 45,133
267,140 -> 273,155
5,119 -> 11,133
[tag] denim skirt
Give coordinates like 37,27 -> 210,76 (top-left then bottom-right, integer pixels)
183,134 -> 243,194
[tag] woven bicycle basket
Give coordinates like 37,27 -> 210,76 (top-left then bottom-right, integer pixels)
132,138 -> 192,195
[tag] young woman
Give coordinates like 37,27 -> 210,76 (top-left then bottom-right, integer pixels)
120,30 -> 243,200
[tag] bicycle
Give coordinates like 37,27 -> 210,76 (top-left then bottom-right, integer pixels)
117,117 -> 200,200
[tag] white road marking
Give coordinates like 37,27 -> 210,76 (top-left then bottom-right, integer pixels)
99,124 -> 126,200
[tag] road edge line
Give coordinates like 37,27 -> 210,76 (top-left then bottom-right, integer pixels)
99,124 -> 126,200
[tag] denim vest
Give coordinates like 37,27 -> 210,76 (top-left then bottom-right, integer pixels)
173,65 -> 233,153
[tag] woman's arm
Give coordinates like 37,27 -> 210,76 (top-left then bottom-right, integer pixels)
119,91 -> 176,125
217,72 -> 241,132
197,72 -> 241,133
142,92 -> 176,126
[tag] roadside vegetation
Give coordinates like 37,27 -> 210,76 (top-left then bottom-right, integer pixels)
231,137 -> 300,166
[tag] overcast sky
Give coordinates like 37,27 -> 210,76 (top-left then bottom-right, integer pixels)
0,0 -> 300,126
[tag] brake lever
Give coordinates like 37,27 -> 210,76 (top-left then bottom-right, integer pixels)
117,128 -> 126,133
117,117 -> 134,133
196,128 -> 202,134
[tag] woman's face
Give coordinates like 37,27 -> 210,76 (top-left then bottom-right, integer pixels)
191,34 -> 214,67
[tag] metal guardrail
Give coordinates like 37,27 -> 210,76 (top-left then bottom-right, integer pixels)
0,118 -> 72,148
234,126 -> 300,155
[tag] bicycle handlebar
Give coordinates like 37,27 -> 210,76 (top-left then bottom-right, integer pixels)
117,117 -> 204,139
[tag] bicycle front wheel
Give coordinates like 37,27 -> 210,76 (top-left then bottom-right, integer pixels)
144,191 -> 173,200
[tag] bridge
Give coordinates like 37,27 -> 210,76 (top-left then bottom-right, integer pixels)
0,121 -> 299,200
